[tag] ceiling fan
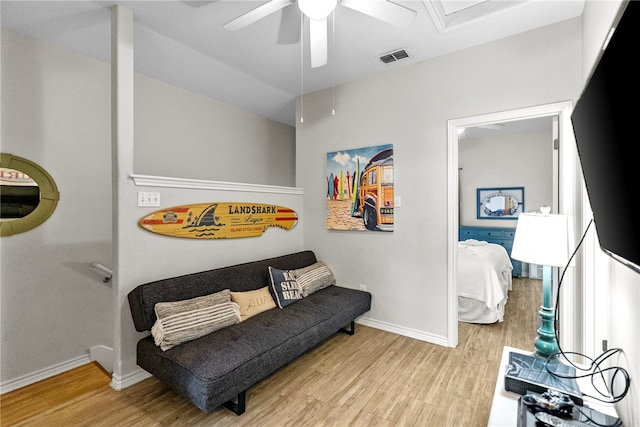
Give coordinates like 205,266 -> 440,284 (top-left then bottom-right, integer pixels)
224,0 -> 417,68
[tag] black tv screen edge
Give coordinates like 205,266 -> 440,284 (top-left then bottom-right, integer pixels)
571,1 -> 640,273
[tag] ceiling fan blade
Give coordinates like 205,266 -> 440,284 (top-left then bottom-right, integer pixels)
340,0 -> 417,28
309,17 -> 328,68
277,3 -> 301,45
224,0 -> 294,31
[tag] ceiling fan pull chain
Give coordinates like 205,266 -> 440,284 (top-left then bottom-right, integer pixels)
331,9 -> 336,116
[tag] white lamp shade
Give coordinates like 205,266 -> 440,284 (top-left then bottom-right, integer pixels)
511,212 -> 575,267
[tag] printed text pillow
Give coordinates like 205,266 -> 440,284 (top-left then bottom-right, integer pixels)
268,266 -> 302,308
230,287 -> 277,321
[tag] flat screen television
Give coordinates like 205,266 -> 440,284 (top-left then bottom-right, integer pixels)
571,0 -> 640,272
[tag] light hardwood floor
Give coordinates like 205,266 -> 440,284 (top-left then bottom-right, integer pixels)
1,277 -> 541,426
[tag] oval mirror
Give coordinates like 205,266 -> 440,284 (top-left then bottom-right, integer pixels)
1,167 -> 40,218
1,153 -> 60,236
483,194 -> 519,217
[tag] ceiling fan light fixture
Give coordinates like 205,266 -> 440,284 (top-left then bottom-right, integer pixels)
298,0 -> 337,20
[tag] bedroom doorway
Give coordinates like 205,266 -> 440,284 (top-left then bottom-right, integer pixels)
447,101 -> 581,349
457,115 -> 555,324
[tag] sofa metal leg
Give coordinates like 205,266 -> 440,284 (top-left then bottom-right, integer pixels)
223,390 -> 246,415
340,321 -> 355,336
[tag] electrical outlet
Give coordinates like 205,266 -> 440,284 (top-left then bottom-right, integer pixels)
394,196 -> 402,207
359,284 -> 367,291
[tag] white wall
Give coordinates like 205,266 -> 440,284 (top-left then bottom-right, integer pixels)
296,19 -> 581,343
134,75 -> 295,186
608,263 -> 640,423
459,128 -> 553,227
1,29 -> 113,385
0,27 -> 299,390
581,1 -> 639,424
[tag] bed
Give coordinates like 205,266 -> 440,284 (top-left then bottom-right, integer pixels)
458,239 -> 513,324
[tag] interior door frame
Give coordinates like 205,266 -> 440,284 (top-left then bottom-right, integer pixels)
446,101 -> 577,348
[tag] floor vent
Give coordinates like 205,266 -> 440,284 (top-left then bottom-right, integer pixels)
379,49 -> 411,64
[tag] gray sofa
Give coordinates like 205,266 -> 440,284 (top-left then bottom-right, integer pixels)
127,250 -> 372,414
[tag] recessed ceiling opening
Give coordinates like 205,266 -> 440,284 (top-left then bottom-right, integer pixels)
423,0 -> 527,32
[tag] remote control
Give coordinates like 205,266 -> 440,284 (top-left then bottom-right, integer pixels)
534,411 -> 581,427
522,389 -> 574,416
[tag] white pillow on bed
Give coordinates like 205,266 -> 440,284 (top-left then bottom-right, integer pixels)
459,239 -> 488,246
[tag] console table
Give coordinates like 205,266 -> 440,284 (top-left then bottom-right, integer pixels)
459,226 -> 522,277
488,346 -> 619,426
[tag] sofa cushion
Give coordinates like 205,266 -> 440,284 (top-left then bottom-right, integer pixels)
151,289 -> 240,351
268,266 -> 302,308
230,287 -> 276,321
292,261 -> 336,297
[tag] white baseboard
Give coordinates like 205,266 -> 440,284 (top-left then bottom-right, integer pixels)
356,317 -> 450,347
0,354 -> 91,394
89,345 -> 114,373
110,368 -> 152,391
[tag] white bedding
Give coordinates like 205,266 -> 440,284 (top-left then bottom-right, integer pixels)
458,239 -> 513,323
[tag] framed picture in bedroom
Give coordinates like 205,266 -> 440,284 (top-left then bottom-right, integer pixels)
326,144 -> 394,232
477,187 -> 524,220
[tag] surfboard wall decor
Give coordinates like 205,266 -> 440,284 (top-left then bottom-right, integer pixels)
139,202 -> 298,239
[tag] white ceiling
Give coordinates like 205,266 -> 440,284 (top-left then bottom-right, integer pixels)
0,1 -> 585,126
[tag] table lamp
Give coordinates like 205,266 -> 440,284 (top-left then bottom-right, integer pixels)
511,206 -> 574,358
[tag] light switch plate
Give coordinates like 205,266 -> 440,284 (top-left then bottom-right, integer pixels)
138,191 -> 160,207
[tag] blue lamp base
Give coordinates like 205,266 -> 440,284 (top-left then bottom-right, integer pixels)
535,265 -> 559,358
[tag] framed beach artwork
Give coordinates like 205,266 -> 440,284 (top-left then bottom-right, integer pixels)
326,144 -> 394,232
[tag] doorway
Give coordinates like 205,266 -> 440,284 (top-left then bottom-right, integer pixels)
446,101 -> 581,349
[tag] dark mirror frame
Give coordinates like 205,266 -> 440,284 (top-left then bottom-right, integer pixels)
1,153 -> 60,236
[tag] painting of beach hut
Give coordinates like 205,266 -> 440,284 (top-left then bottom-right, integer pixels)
326,144 -> 394,232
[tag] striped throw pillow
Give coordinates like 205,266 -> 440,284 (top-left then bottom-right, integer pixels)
151,289 -> 240,351
293,261 -> 336,297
